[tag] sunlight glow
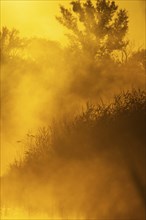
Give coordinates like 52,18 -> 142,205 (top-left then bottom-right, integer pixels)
1,0 -> 145,47
1,1 -> 145,218
1,0 -> 67,42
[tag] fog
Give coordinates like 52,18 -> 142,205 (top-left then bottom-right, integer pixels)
1,32 -> 145,174
1,0 -> 146,219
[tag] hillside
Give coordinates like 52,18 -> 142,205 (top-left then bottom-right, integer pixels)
2,89 -> 146,219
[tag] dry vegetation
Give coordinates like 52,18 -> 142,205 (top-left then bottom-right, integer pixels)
2,89 -> 146,219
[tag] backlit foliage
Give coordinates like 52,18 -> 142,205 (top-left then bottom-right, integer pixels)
57,0 -> 129,59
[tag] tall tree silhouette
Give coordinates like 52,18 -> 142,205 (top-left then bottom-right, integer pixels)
0,27 -> 26,62
57,0 -> 129,60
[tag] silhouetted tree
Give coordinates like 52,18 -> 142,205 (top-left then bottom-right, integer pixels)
57,0 -> 129,60
0,27 -> 26,62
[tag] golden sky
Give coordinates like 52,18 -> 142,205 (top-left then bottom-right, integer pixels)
1,0 -> 145,48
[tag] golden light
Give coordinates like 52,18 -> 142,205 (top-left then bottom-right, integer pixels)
1,0 -> 145,219
0,0 -> 145,47
1,0 -> 66,42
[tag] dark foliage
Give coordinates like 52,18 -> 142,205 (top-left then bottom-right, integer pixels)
57,0 -> 129,59
2,89 -> 145,218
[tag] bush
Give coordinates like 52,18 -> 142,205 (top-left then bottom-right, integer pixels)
2,89 -> 146,219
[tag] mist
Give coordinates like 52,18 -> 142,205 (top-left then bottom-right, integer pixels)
1,0 -> 146,219
1,30 -> 145,174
